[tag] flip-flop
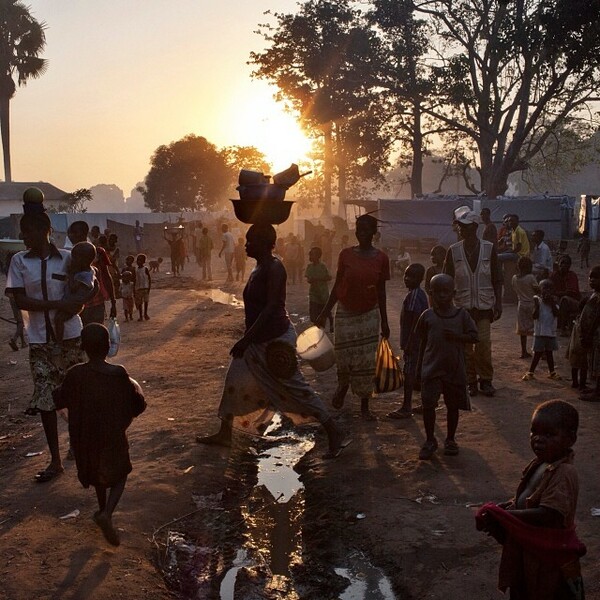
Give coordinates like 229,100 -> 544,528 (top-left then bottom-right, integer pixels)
35,468 -> 64,483
323,437 -> 352,460
443,440 -> 459,456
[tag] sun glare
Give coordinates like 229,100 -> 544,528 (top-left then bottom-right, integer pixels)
222,91 -> 314,174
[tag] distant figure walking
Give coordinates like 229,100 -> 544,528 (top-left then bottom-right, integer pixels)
219,224 -> 235,283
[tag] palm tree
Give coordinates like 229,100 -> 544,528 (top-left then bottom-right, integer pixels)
0,1 -> 46,182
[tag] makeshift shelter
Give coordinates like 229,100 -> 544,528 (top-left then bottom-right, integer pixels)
378,196 -> 474,250
378,195 -> 574,252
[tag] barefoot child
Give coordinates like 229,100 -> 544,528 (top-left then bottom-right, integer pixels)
387,263 -> 428,419
522,279 -> 561,381
511,256 -> 538,359
476,400 -> 585,599
54,242 -> 97,346
53,323 -> 146,546
120,271 -> 135,322
134,254 -> 151,321
416,274 -> 478,459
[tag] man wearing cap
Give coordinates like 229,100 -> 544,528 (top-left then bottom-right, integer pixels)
443,208 -> 503,397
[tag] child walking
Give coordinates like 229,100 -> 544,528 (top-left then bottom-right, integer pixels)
522,279 -> 561,381
134,254 -> 151,321
305,247 -> 333,332
53,323 -> 146,546
476,400 -> 585,599
416,274 -> 478,459
511,256 -> 538,359
120,271 -> 135,322
387,263 -> 428,419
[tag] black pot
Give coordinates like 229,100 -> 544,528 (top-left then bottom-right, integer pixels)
238,170 -> 270,186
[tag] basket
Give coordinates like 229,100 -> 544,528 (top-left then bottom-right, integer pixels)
231,200 -> 294,225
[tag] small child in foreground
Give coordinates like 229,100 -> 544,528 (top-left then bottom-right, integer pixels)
522,279 -> 561,381
511,256 -> 538,359
476,400 -> 585,599
54,241 -> 97,345
53,323 -> 146,546
416,273 -> 478,459
387,263 -> 428,419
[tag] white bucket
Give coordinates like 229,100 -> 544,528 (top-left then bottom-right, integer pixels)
296,326 -> 336,372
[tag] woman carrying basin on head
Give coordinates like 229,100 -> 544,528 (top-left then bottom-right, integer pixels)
196,224 -> 350,459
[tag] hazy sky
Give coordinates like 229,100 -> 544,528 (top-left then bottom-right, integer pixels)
11,1 -> 312,195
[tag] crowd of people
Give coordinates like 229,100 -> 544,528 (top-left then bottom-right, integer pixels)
4,193 -> 593,596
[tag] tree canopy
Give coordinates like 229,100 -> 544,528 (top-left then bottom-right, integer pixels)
139,135 -> 269,212
0,0 -> 47,182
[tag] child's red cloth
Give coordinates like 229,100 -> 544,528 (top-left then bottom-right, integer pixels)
475,502 -> 586,566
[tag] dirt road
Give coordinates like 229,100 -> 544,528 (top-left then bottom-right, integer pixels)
1,254 -> 599,599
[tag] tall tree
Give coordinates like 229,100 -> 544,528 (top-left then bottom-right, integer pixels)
250,1 -> 391,215
0,1 -> 47,182
139,135 -> 232,212
415,0 -> 600,197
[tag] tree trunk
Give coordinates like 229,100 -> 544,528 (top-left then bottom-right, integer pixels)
322,122 -> 333,217
410,100 -> 423,197
0,95 -> 11,182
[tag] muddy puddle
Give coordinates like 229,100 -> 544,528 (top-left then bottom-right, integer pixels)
160,419 -> 397,599
196,289 -> 244,309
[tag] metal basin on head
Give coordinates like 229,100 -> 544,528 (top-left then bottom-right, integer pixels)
231,200 -> 294,225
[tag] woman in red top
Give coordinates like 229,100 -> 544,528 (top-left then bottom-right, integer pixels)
316,214 -> 390,420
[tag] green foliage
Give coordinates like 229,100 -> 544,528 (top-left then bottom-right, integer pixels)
0,0 -> 47,181
139,136 -> 270,212
49,188 -> 93,214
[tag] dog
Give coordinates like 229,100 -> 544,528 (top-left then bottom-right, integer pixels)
149,257 -> 163,273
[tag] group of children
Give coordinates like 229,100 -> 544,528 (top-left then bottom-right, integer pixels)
512,256 -> 600,400
119,253 -> 152,322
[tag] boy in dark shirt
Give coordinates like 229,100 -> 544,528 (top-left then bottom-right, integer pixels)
53,323 -> 146,546
416,274 -> 478,459
387,263 -> 428,419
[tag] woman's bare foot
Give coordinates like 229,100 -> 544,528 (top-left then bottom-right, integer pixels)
195,432 -> 231,447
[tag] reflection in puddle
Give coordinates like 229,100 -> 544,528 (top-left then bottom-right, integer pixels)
197,289 -> 244,308
164,421 -> 397,599
335,551 -> 396,599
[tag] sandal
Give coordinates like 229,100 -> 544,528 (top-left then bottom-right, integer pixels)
522,372 -> 535,381
443,439 -> 459,456
548,371 -> 562,381
418,439 -> 438,460
386,409 -> 413,419
35,467 -> 64,483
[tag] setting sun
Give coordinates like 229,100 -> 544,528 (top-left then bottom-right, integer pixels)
220,87 -> 315,174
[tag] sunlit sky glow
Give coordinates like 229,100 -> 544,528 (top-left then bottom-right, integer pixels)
11,1 -> 310,194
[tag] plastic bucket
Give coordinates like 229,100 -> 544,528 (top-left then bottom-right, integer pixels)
296,326 -> 335,372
